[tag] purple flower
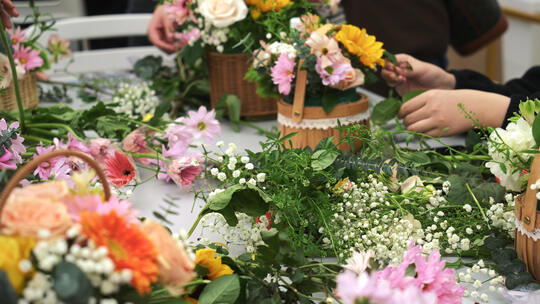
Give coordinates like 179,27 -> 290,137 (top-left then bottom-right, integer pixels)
33,145 -> 67,179
0,149 -> 16,170
271,54 -> 296,95
165,124 -> 194,153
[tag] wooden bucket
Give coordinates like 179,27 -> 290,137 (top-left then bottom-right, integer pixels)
207,51 -> 277,118
0,73 -> 38,111
0,150 -> 112,220
515,149 -> 540,281
276,65 -> 370,151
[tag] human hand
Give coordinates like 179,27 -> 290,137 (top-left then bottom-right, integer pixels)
382,54 -> 456,96
0,0 -> 18,29
398,89 -> 510,137
147,5 -> 178,54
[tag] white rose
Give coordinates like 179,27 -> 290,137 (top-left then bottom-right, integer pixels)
200,0 -> 248,28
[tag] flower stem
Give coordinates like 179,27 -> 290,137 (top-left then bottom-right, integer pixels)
187,207 -> 207,238
0,21 -> 25,132
26,123 -> 84,141
465,183 -> 490,228
238,120 -> 275,137
23,135 -> 53,144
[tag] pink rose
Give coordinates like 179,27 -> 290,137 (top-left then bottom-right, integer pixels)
140,220 -> 195,296
1,181 -> 73,238
167,155 -> 202,186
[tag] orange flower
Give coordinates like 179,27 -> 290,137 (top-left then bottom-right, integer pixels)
80,211 -> 158,295
140,220 -> 195,296
335,24 -> 385,69
195,248 -> 233,280
246,0 -> 292,13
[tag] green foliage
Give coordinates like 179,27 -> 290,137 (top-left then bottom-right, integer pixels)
133,55 -> 163,80
215,94 -> 242,132
371,96 -> 401,125
198,275 -> 240,304
0,270 -> 17,304
53,262 -> 94,304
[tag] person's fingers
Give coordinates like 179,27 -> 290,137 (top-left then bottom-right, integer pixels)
163,17 -> 175,42
401,106 -> 431,127
35,71 -> 49,81
406,118 -> 437,134
2,0 -> 17,16
0,9 -> 12,29
425,128 -> 447,138
397,93 -> 427,119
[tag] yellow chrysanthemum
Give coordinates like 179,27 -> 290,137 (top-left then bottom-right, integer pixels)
195,248 -> 233,280
335,25 -> 385,69
0,236 -> 35,294
251,8 -> 261,20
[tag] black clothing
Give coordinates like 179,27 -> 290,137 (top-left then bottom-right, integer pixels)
450,67 -> 540,127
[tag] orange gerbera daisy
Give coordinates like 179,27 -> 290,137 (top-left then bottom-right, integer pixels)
80,211 -> 158,295
105,151 -> 136,187
335,24 -> 385,69
195,248 -> 233,280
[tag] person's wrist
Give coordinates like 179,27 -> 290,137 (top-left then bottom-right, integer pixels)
441,72 -> 456,90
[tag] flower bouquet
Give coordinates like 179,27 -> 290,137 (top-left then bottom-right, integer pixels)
161,0 -> 338,117
246,15 -> 391,149
0,8 -> 69,111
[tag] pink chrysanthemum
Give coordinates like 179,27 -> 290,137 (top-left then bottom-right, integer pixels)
165,0 -> 196,25
336,271 -> 397,304
167,154 -> 202,186
271,54 -> 296,95
165,124 -> 194,154
64,194 -> 139,223
13,45 -> 44,71
8,26 -> 27,46
180,106 -> 221,143
305,31 -> 342,69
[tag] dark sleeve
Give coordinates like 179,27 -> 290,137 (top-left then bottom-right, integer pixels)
502,92 -> 540,128
450,66 -> 540,97
126,0 -> 156,13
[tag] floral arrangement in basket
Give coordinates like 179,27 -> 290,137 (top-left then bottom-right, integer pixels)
484,98 -> 540,192
160,0 -> 339,55
246,14 -> 391,112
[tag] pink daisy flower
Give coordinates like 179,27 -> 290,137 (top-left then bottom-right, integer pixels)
181,106 -> 221,143
64,194 -> 139,223
0,119 -> 25,164
0,149 -> 16,170
336,271 -> 397,304
8,26 -> 27,46
14,45 -> 44,71
305,31 -> 342,69
271,54 -> 296,95
33,145 -> 67,179
165,124 -> 194,153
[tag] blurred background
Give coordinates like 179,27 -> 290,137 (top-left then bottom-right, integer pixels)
10,0 -> 540,83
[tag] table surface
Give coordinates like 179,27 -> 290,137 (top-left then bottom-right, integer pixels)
45,77 -> 507,303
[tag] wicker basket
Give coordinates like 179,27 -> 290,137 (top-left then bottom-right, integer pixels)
207,51 -> 277,117
0,73 -> 38,111
0,150 -> 112,218
515,149 -> 540,281
276,67 -> 370,151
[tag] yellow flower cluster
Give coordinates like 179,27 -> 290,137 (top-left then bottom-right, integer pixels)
195,248 -> 234,280
245,0 -> 293,19
335,25 -> 385,69
0,236 -> 35,294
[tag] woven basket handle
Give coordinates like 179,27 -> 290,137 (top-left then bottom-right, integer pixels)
521,148 -> 540,232
291,59 -> 307,123
0,149 -> 112,217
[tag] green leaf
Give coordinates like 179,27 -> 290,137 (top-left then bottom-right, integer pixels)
133,55 -> 163,79
208,184 -> 270,216
0,270 -> 17,304
215,94 -> 242,132
499,259 -> 527,275
384,51 -> 397,65
484,236 -> 509,250
198,274 -> 240,304
506,272 -> 533,290
532,114 -> 540,148
180,42 -> 205,65
402,89 -> 425,103
409,151 -> 431,165
195,264 -> 210,278
465,130 -> 482,152
492,248 -> 517,265
322,90 -> 339,114
371,97 -> 401,125
218,206 -> 239,226
53,262 -> 93,304
311,149 -> 339,171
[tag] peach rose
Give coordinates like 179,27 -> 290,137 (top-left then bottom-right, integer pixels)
140,220 -> 195,296
1,181 -> 73,238
200,0 -> 248,28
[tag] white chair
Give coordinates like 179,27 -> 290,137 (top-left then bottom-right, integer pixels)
25,14 -> 173,76
12,0 -> 85,24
